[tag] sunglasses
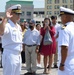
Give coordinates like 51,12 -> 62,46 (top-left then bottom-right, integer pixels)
14,13 -> 22,16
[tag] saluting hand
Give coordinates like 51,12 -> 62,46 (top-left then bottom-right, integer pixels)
6,9 -> 13,18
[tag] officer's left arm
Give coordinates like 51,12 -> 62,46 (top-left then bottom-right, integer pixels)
61,46 -> 68,64
59,29 -> 69,71
59,45 -> 68,71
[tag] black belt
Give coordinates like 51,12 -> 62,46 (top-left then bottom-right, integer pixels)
25,44 -> 36,47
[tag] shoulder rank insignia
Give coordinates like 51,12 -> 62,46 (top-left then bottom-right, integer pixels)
61,25 -> 67,30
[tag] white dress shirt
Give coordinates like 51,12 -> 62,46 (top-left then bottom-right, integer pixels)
51,22 -> 61,41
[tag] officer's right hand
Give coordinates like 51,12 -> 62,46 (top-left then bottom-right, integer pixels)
6,9 -> 13,18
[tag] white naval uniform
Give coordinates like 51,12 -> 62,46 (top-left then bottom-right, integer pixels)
23,28 -> 40,72
58,22 -> 74,75
2,19 -> 22,75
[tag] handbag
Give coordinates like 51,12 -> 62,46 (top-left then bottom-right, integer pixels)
43,29 -> 53,45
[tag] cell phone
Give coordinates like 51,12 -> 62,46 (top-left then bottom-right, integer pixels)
45,22 -> 48,25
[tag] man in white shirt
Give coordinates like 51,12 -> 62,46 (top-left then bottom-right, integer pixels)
51,16 -> 61,68
23,20 -> 40,75
58,6 -> 74,75
0,4 -> 22,75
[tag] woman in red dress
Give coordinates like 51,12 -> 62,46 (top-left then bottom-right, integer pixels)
40,18 -> 56,74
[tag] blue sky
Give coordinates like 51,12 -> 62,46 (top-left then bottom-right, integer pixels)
0,0 -> 44,12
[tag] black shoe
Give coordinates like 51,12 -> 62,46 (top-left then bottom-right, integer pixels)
24,72 -> 32,75
0,65 -> 2,68
47,65 -> 49,68
53,65 -> 58,68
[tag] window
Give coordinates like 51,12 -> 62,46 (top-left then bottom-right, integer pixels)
57,5 -> 60,9
70,5 -> 73,9
39,12 -> 44,14
70,0 -> 73,3
65,5 -> 68,8
54,11 -> 57,15
57,11 -> 59,15
47,6 -> 52,9
54,5 -> 59,9
21,11 -> 25,16
27,19 -> 31,22
47,0 -> 52,4
55,0 -> 60,4
47,11 -> 52,15
54,5 -> 57,9
36,21 -> 40,23
34,12 -> 38,14
54,11 -> 59,15
62,0 -> 67,3
27,12 -> 31,16
62,5 -> 68,8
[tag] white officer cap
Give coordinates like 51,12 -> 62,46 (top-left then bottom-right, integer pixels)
8,4 -> 22,14
59,6 -> 74,16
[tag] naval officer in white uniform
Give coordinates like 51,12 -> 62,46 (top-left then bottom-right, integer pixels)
0,4 -> 22,75
58,7 -> 74,75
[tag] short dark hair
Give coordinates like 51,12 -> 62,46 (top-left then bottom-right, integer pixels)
43,18 -> 51,26
36,24 -> 41,27
51,16 -> 57,20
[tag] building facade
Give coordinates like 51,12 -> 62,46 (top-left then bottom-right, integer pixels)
34,8 -> 44,25
45,0 -> 74,17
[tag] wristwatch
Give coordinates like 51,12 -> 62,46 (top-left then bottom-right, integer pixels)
60,63 -> 65,67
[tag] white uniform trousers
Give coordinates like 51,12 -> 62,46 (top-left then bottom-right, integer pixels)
25,46 -> 37,72
58,55 -> 74,75
2,49 -> 21,75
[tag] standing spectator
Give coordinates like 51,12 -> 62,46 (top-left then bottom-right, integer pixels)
36,24 -> 42,68
51,16 -> 61,68
58,6 -> 74,75
23,20 -> 40,75
40,18 -> 56,74
0,4 -> 22,75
